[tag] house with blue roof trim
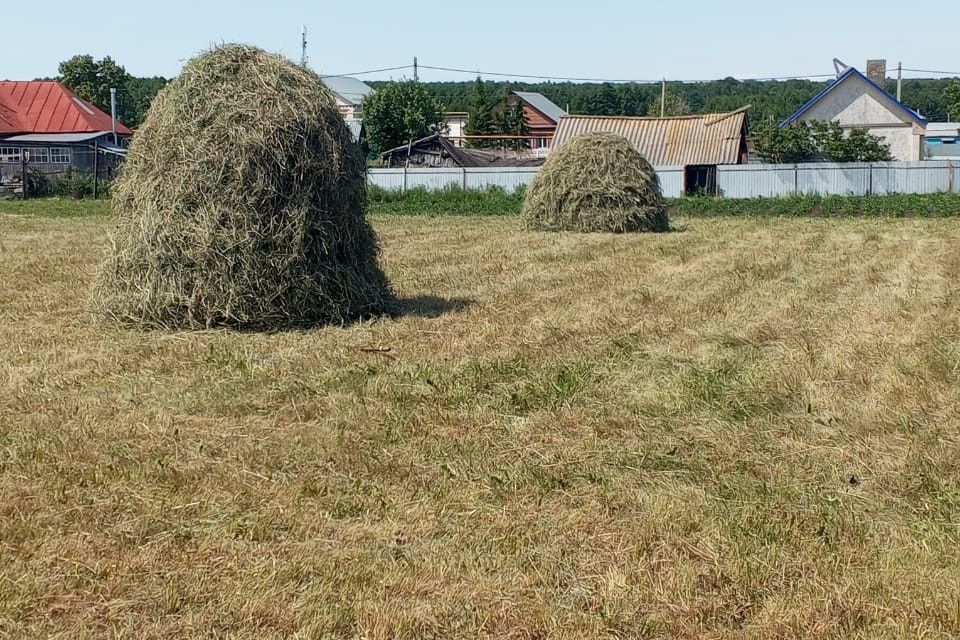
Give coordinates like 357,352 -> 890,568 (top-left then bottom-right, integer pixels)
782,66 -> 927,161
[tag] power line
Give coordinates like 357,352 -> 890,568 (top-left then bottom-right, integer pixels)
319,65 -> 413,79
418,63 -> 836,84
315,62 -> 957,85
902,68 -> 960,78
418,64 -> 659,83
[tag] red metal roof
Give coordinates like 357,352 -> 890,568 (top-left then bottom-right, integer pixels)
0,81 -> 132,136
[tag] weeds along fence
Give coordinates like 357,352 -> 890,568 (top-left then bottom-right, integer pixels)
368,162 -> 960,198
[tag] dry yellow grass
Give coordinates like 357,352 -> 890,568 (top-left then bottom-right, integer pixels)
2,202 -> 960,639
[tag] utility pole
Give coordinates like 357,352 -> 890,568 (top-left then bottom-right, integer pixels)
110,87 -> 118,145
660,79 -> 666,117
897,61 -> 902,102
413,56 -> 418,82
301,26 -> 308,67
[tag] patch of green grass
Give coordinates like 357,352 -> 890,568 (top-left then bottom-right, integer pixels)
368,185 -> 524,215
673,192 -> 960,217
0,197 -> 110,217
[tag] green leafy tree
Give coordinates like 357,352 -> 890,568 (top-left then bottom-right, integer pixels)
810,121 -> 892,162
511,101 -> 530,150
361,80 -> 445,154
943,79 -> 960,121
124,76 -> 167,128
754,120 -> 892,163
753,120 -> 817,163
645,91 -> 692,117
58,55 -> 130,116
588,83 -> 620,115
465,77 -> 496,148
496,98 -> 530,150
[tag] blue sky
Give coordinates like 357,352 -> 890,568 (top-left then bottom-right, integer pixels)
5,1 -> 959,82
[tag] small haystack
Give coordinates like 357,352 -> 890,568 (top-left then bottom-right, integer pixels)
93,44 -> 395,329
521,132 -> 669,233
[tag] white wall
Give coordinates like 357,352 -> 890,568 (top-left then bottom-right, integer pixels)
443,115 -> 467,147
335,97 -> 360,120
794,73 -> 924,161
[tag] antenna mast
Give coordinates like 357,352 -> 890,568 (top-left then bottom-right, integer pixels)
301,26 -> 308,67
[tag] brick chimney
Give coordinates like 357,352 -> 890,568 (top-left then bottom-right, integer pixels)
866,59 -> 887,85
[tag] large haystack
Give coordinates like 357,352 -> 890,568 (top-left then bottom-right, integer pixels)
521,132 -> 669,233
93,44 -> 395,329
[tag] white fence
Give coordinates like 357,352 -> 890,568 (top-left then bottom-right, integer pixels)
369,162 -> 960,198
368,167 -> 540,194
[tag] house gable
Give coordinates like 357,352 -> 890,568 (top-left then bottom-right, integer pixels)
783,68 -> 926,132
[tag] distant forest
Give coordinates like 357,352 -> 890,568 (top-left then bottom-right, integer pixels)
370,78 -> 958,124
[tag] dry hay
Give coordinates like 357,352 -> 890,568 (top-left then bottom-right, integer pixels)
521,132 -> 669,233
93,44 -> 395,329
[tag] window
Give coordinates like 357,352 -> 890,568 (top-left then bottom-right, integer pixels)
50,148 -> 71,164
26,147 -> 49,163
0,147 -> 21,163
537,138 -> 549,149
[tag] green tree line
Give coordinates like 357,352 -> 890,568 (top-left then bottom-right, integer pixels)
51,52 -> 960,133
373,77 -> 958,123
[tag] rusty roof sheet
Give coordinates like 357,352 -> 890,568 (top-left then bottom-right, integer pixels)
552,108 -> 749,166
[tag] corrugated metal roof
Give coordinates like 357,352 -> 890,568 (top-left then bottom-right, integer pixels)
381,134 -> 544,168
2,132 -> 109,143
0,82 -> 132,136
552,109 -> 748,166
926,122 -> 960,137
512,91 -> 567,124
321,76 -> 373,106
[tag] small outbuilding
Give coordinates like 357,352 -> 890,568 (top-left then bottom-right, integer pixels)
380,134 -> 544,168
551,108 -> 750,195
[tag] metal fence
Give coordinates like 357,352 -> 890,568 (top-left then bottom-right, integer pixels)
368,167 -> 541,194
369,162 -> 960,198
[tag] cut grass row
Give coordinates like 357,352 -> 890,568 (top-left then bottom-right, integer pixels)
3,211 -> 960,637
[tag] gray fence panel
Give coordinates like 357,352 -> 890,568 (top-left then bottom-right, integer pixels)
655,166 -> 683,198
718,164 -> 796,198
367,169 -> 406,191
871,161 -> 953,195
369,162 -> 960,197
405,168 -> 463,191
797,163 -> 871,195
464,167 -> 539,192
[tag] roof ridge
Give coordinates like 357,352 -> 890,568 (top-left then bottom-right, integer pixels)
781,67 -> 926,127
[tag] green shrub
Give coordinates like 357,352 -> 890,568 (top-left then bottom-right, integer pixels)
50,168 -> 95,199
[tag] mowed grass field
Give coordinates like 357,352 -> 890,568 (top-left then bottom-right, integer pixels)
3,200 -> 960,639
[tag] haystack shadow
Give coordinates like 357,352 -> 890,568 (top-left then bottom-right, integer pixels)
396,295 -> 474,319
